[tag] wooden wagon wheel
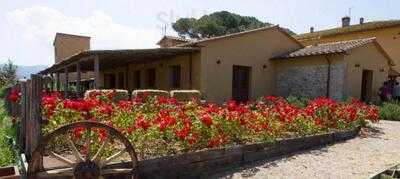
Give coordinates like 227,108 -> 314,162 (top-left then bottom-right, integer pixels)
28,121 -> 138,179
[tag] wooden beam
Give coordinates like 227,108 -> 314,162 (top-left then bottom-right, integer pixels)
64,67 -> 69,97
76,62 -> 81,95
94,55 -> 100,89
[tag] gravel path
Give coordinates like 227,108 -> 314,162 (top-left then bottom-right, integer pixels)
212,120 -> 400,179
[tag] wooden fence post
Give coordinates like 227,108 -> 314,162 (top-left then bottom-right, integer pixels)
26,74 -> 43,160
19,81 -> 27,151
25,80 -> 31,156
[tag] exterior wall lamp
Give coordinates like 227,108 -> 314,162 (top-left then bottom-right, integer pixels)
355,63 -> 360,68
216,59 -> 221,65
262,64 -> 267,69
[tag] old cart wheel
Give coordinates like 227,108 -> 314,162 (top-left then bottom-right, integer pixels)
28,121 -> 138,179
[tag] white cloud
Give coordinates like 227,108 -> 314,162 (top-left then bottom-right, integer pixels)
5,6 -> 160,65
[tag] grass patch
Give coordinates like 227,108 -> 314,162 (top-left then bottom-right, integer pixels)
379,101 -> 400,121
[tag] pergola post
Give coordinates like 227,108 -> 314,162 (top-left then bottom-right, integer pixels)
76,62 -> 81,96
64,67 -> 69,97
56,72 -> 60,91
94,55 -> 100,89
50,73 -> 54,91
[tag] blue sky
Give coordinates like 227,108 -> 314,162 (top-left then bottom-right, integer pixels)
1,0 -> 399,66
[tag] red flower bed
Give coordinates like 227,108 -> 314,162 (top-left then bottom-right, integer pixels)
42,91 -> 379,159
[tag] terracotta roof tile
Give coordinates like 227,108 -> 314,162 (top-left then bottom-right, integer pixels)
177,25 -> 282,46
273,37 -> 376,59
156,36 -> 193,45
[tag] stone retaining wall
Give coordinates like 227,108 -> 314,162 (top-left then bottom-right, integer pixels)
109,127 -> 360,179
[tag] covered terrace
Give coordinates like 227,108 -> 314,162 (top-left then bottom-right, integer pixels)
39,47 -> 200,97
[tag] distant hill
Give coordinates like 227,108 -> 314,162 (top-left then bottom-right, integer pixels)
15,65 -> 47,79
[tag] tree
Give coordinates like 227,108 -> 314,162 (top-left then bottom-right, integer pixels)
0,60 -> 17,87
172,18 -> 199,38
172,11 -> 295,39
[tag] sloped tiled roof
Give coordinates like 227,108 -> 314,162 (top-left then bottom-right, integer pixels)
273,37 -> 376,59
295,19 -> 400,40
156,36 -> 193,45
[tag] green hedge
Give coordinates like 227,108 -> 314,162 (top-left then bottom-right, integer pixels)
379,102 -> 400,121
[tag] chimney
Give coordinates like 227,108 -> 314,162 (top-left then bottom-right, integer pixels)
310,27 -> 314,33
342,16 -> 351,27
53,33 -> 90,63
360,17 -> 365,24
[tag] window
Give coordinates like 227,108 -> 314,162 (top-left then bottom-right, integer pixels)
170,65 -> 181,88
146,68 -> 156,88
134,70 -> 141,89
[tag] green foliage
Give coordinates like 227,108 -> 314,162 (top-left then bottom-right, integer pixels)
172,11 -> 295,39
0,99 -> 18,167
379,102 -> 400,120
0,60 -> 17,87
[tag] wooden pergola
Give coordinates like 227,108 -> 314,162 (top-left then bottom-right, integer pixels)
39,47 -> 200,96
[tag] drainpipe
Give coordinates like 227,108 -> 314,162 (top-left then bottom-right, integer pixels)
324,55 -> 331,97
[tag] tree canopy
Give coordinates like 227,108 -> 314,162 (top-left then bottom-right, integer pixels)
172,11 -> 295,39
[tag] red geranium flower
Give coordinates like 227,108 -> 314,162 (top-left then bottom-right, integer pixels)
200,114 -> 213,127
227,100 -> 236,111
135,115 -> 150,131
264,96 -> 277,102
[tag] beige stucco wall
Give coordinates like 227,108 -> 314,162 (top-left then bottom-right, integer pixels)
54,34 -> 90,63
298,26 -> 400,71
198,28 -> 302,103
102,53 -> 201,92
346,43 -> 390,102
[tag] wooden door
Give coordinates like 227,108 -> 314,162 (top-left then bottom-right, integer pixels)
232,65 -> 251,102
361,70 -> 373,102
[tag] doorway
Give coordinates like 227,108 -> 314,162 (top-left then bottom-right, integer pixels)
232,65 -> 251,102
361,70 -> 373,102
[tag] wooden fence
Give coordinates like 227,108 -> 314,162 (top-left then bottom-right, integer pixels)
5,74 -> 43,161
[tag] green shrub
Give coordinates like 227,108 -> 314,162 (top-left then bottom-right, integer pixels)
379,102 -> 400,120
0,100 -> 18,167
